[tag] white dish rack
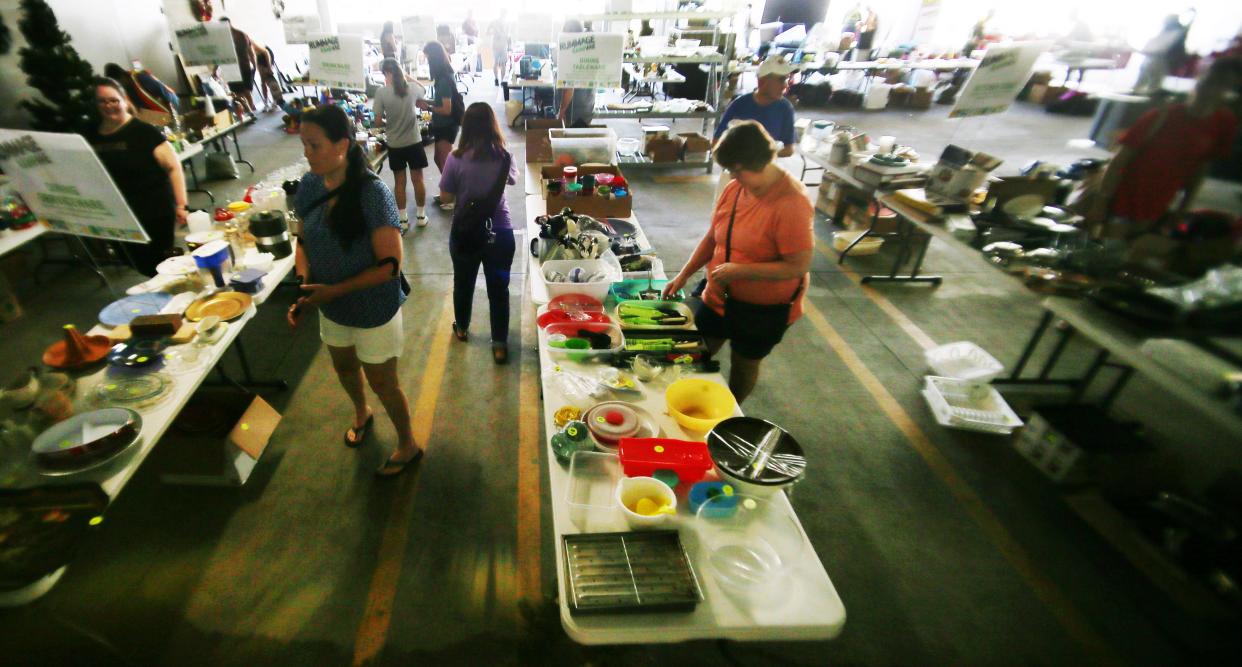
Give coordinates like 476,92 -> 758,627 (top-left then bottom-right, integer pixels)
924,341 -> 1004,383
922,376 -> 1023,435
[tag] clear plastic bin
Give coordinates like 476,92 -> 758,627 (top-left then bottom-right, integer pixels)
541,258 -> 622,303
549,128 -> 617,165
565,451 -> 622,531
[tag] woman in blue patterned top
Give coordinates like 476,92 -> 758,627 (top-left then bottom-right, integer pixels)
289,105 -> 422,477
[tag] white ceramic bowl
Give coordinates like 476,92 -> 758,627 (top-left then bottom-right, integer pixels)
615,476 -> 677,530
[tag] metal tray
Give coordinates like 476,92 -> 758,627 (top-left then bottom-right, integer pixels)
563,529 -> 703,615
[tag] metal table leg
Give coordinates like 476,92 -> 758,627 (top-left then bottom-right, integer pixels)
859,214 -> 943,286
1071,350 -> 1110,402
1037,327 -> 1074,379
184,159 -> 215,204
1009,311 -> 1053,379
229,129 -> 255,173
233,338 -> 288,391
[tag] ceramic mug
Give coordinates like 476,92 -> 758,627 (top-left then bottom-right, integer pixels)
1,367 -> 40,409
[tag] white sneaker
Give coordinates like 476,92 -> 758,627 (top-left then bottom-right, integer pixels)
416,215 -> 429,228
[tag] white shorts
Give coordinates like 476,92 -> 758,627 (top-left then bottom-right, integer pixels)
319,309 -> 404,364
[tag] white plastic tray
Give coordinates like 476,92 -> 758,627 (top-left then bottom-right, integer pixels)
924,341 -> 1004,383
922,375 -> 1022,435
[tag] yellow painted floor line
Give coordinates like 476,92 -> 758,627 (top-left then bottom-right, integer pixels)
351,295 -> 454,667
516,274 -> 543,607
801,299 -> 1119,666
815,240 -> 939,351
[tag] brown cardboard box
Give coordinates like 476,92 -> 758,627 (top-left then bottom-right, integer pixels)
525,118 -> 565,163
677,132 -> 711,154
1040,85 -> 1069,105
1026,84 -> 1048,103
1029,70 -> 1053,86
846,205 -> 899,235
645,135 -> 685,163
909,88 -> 933,110
136,109 -> 173,127
889,88 -> 912,108
540,165 -> 633,218
159,389 -> 281,486
183,109 -> 233,134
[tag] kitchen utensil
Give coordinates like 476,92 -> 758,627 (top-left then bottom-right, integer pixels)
616,476 -> 678,529
695,494 -> 804,594
583,402 -> 660,452
155,254 -> 199,276
551,420 -> 594,464
185,291 -> 252,322
92,372 -> 172,409
706,418 -> 807,496
107,338 -> 166,369
98,293 -> 173,327
31,407 -> 142,475
192,240 -> 234,290
615,300 -> 695,330
689,481 -> 738,516
43,324 -> 112,369
2,367 -> 40,409
665,379 -> 736,434
617,437 -> 713,485
248,209 -> 293,259
562,530 -> 702,614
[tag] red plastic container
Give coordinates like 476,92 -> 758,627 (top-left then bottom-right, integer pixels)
548,293 -> 604,313
537,310 -> 611,329
618,438 -> 713,484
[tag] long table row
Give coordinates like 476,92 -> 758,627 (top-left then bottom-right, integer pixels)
524,190 -> 846,644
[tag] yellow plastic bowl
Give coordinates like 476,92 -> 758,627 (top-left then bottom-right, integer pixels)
665,379 -> 737,433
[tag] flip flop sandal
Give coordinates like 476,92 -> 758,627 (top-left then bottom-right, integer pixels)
344,413 -> 374,448
375,448 -> 424,478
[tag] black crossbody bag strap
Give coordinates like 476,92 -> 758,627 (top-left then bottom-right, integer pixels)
722,186 -> 804,305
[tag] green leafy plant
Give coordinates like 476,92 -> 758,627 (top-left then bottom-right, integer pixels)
17,0 -> 96,133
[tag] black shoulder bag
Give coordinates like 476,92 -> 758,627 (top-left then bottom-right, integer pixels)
302,176 -> 411,296
450,151 -> 512,254
721,186 -> 803,342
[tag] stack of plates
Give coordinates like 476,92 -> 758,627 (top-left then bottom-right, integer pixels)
92,373 -> 173,409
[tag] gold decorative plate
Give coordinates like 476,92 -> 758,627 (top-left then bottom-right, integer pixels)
185,291 -> 252,322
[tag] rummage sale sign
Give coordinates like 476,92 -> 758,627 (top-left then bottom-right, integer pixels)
308,34 -> 367,91
556,33 -> 623,89
0,130 -> 148,243
174,23 -> 238,67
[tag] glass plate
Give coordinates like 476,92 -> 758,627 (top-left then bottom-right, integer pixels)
92,372 -> 172,408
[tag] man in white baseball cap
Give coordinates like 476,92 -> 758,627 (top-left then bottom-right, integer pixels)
711,56 -> 797,200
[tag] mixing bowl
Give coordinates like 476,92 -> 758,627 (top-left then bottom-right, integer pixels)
665,379 -> 736,433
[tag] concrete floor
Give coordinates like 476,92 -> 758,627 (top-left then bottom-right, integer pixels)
2,80 -> 1240,666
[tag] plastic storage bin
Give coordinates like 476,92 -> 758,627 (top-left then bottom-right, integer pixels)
541,258 -> 622,303
542,321 -> 624,361
924,341 -> 1004,383
922,375 -> 1023,435
832,230 -> 884,255
566,451 -> 622,531
549,128 -> 618,165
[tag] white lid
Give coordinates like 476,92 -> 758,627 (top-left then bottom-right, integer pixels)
192,239 -> 230,258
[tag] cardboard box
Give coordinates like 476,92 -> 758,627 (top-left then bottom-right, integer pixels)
183,109 -> 233,134
1028,70 -> 1053,86
1040,85 -> 1069,105
645,135 -> 684,163
908,88 -> 933,110
159,389 -> 281,486
677,132 -> 711,154
136,109 -> 173,127
525,118 -> 565,163
540,164 -> 633,218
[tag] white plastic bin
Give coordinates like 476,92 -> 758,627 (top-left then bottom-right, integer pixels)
566,451 -> 622,531
924,341 -> 1004,383
922,375 -> 1023,435
863,82 -> 892,110
542,258 -> 622,303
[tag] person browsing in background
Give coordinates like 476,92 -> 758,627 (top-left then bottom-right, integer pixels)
380,21 -> 399,61
419,41 -> 461,208
487,11 -> 510,86
373,58 -> 429,231
462,11 -> 478,41
252,39 -> 284,111
85,78 -> 189,277
437,103 -> 520,365
220,18 -> 258,114
290,105 -> 423,478
1089,57 -> 1241,244
557,19 -> 596,128
437,24 -> 456,56
103,63 -> 180,115
712,56 -> 796,199
663,121 -> 814,403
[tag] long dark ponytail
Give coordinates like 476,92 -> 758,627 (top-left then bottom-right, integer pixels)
302,104 -> 374,248
380,58 -> 407,97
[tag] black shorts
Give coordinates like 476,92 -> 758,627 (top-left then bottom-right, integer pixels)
430,124 -> 459,144
388,143 -> 428,172
693,300 -> 789,361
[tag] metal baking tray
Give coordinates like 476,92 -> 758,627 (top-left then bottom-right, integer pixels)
563,529 -> 703,615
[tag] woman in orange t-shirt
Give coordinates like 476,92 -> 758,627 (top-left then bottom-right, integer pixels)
663,121 -> 814,402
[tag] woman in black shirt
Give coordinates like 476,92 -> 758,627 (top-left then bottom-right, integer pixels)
86,77 -> 188,276
419,41 -> 460,209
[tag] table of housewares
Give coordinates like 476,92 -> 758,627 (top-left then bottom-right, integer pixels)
0,242 -> 295,604
525,191 -> 846,643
